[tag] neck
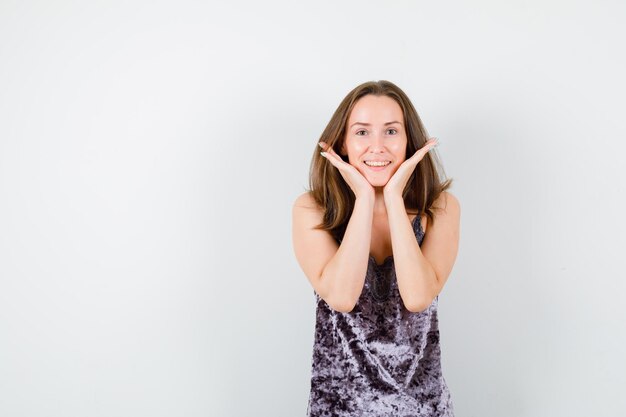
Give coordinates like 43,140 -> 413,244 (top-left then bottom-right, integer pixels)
373,186 -> 387,215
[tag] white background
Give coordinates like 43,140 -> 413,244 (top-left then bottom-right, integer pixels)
1,1 -> 625,416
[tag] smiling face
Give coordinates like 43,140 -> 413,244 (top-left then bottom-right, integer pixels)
341,94 -> 408,187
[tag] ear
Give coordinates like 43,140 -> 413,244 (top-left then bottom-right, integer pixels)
340,143 -> 347,156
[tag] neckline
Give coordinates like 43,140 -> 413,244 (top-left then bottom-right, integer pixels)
368,214 -> 422,267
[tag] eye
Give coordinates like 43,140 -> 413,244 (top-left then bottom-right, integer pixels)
355,130 -> 367,136
387,128 -> 398,135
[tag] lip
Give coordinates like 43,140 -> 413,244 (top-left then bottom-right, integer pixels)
363,161 -> 391,171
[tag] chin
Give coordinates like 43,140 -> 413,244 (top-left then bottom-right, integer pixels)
366,177 -> 390,187
357,167 -> 392,185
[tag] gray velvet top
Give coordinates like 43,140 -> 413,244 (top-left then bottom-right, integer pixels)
306,214 -> 455,417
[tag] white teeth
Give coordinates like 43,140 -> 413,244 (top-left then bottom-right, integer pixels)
364,161 -> 391,167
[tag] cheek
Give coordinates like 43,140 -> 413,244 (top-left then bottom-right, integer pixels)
349,142 -> 368,152
391,139 -> 407,150
391,161 -> 403,173
345,143 -> 367,160
394,139 -> 409,158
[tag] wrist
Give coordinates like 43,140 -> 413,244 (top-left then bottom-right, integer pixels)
356,189 -> 375,203
383,191 -> 403,203
355,195 -> 375,209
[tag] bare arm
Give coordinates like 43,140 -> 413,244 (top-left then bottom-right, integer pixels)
318,194 -> 375,312
292,192 -> 375,313
385,191 -> 460,312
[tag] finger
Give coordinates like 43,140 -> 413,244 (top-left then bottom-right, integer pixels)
318,141 -> 338,159
320,148 -> 343,164
407,139 -> 437,163
319,142 -> 347,165
320,149 -> 346,169
418,138 -> 438,155
320,150 -> 339,165
318,141 -> 336,154
323,144 -> 343,159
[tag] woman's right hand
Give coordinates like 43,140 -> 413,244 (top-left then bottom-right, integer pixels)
319,141 -> 375,200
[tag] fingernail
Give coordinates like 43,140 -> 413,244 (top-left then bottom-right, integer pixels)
320,151 -> 327,157
318,142 -> 325,149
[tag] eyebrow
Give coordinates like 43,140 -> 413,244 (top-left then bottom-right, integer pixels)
350,121 -> 402,128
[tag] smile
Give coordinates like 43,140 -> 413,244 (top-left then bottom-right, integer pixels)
363,161 -> 391,171
364,161 -> 391,167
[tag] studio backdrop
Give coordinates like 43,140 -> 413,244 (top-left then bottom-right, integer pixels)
0,1 -> 624,416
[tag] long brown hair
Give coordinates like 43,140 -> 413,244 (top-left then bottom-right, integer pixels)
306,80 -> 453,243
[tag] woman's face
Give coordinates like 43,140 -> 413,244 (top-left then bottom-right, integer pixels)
341,94 -> 408,188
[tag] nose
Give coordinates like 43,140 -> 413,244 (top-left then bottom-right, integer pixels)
368,133 -> 386,152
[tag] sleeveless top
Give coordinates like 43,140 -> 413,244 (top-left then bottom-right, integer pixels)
306,214 -> 455,417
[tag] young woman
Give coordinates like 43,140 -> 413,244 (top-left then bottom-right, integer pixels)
292,80 -> 460,416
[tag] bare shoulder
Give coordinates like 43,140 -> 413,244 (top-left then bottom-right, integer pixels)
292,192 -> 326,224
291,191 -> 341,307
422,191 -> 460,234
293,191 -> 319,210
433,190 -> 461,214
420,190 -> 461,303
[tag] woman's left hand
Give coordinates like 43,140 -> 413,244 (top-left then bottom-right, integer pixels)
383,137 -> 439,200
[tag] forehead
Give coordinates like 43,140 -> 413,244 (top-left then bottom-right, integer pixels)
348,95 -> 403,124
